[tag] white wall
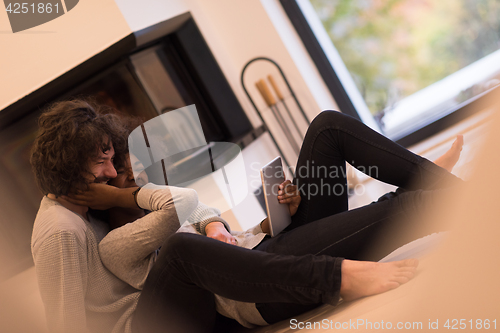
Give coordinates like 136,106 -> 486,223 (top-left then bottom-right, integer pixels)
0,0 -> 132,110
114,0 -> 333,121
115,0 -> 340,169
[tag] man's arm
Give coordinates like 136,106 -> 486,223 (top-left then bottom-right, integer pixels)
34,231 -> 89,333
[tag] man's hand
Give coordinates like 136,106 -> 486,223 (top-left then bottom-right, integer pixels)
205,222 -> 237,245
278,180 -> 301,216
62,183 -> 138,210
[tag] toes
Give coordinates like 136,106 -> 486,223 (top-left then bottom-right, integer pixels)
385,281 -> 400,291
453,135 -> 464,150
395,259 -> 419,268
393,275 -> 411,285
395,271 -> 416,279
399,267 -> 417,276
404,258 -> 419,268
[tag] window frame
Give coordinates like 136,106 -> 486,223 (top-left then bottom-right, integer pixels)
280,0 -> 499,147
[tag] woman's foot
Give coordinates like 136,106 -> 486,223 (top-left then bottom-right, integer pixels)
340,259 -> 419,302
433,135 -> 464,172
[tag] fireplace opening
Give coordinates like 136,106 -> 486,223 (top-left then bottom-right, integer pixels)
0,14 -> 256,280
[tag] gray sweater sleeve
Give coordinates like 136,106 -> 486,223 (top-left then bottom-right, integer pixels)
187,201 -> 231,235
99,184 -> 199,290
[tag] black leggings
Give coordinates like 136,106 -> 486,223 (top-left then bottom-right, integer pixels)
132,111 -> 462,333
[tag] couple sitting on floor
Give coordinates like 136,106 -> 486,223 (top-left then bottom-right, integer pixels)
30,99 -> 464,333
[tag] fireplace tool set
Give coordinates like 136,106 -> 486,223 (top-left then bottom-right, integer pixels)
241,57 -> 311,173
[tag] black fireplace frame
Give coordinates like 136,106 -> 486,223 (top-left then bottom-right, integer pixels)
0,12 -> 253,144
0,12 -> 258,281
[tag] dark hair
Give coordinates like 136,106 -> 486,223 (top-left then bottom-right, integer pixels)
30,99 -> 128,196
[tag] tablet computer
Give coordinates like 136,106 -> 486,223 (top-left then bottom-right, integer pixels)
260,156 -> 292,237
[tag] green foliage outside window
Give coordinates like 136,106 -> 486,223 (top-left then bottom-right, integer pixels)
311,0 -> 500,117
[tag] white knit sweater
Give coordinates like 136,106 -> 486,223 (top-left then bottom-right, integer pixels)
31,198 -> 138,333
32,184 -> 267,333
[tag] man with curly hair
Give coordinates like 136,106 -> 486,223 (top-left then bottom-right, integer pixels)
30,100 -> 142,333
30,100 -> 234,333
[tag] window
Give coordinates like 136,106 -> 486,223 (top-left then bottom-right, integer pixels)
282,0 -> 500,142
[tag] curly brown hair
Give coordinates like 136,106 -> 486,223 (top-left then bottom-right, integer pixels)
30,99 -> 128,196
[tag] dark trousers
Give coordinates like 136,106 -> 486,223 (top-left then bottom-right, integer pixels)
253,111 -> 461,323
132,111 -> 462,333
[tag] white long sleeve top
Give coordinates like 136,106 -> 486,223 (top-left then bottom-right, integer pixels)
31,184 -> 267,333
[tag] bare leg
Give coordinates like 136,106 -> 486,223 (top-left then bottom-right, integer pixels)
433,135 -> 464,172
340,259 -> 419,302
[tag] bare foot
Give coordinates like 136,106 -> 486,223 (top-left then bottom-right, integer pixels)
340,259 -> 419,302
433,135 -> 464,172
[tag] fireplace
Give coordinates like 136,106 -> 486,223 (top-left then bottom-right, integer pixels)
0,13 -> 256,280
